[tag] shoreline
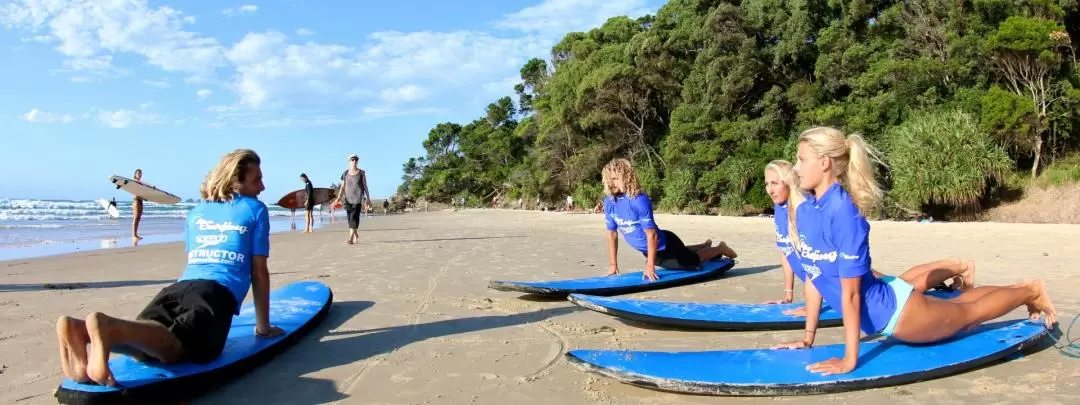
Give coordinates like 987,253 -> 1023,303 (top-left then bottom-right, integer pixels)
0,216 -> 358,263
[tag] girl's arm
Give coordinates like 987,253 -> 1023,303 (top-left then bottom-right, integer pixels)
642,228 -> 659,281
765,253 -> 796,304
773,277 -> 822,349
807,276 -> 861,375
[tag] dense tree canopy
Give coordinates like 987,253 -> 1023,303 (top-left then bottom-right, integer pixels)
399,0 -> 1080,218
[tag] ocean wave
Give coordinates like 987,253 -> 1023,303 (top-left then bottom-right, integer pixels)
0,199 -> 299,220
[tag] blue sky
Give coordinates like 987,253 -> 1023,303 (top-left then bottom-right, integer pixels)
0,0 -> 662,202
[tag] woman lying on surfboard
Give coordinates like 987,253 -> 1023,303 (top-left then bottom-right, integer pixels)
601,158 -> 738,281
55,149 -> 285,386
762,160 -> 974,315
771,126 -> 1056,376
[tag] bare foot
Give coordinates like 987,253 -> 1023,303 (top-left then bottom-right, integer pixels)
1023,280 -> 1057,327
85,312 -> 117,386
958,259 -> 976,290
717,241 -> 738,259
56,316 -> 90,383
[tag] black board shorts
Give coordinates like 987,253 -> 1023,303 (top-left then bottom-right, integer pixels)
136,280 -> 238,363
344,202 -> 362,229
642,230 -> 701,270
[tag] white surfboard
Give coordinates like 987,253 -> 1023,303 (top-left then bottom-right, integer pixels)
97,199 -> 121,219
109,175 -> 181,205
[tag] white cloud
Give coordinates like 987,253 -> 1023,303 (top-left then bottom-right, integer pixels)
96,107 -> 163,128
22,108 -> 74,123
98,109 -> 134,128
70,76 -> 92,83
379,85 -> 427,104
2,0 -> 657,127
143,79 -> 170,88
495,0 -> 653,36
0,0 -> 225,77
221,5 -> 258,17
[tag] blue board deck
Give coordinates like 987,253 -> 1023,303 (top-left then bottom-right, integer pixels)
55,280 -> 333,404
566,319 -> 1050,396
488,258 -> 736,297
567,289 -> 961,330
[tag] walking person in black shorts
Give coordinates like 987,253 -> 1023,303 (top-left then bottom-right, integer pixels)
335,154 -> 370,244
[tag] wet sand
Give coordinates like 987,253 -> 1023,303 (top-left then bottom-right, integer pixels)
1,210 -> 1077,404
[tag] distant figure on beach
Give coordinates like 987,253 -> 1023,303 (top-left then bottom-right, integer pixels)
382,199 -> 389,215
601,158 -> 737,281
335,154 -> 369,244
300,173 -> 315,233
566,195 -> 573,211
131,169 -> 144,241
54,149 -> 284,386
108,198 -> 117,210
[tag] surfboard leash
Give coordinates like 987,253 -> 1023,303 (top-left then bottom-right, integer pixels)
1047,312 -> 1080,359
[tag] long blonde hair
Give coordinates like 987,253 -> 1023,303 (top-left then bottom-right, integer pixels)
765,160 -> 804,250
200,149 -> 261,202
797,127 -> 884,216
602,158 -> 641,197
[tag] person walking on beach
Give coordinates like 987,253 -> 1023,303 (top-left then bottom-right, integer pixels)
132,169 -> 144,241
300,173 -> 315,233
335,154 -> 369,244
54,149 -> 284,386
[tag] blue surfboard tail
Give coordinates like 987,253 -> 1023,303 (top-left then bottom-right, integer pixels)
489,258 -> 736,297
565,319 -> 1051,396
55,281 -> 334,405
566,289 -> 960,331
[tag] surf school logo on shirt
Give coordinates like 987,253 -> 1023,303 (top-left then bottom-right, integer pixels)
610,215 -> 646,234
775,229 -> 793,256
194,218 -> 248,234
796,234 -> 838,263
194,234 -> 228,249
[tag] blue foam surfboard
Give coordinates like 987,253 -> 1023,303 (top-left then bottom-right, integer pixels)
488,258 -> 736,297
567,289 -> 962,330
566,319 -> 1050,396
55,280 -> 333,404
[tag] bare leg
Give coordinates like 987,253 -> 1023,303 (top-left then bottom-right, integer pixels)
898,258 -> 975,292
56,316 -> 91,383
892,280 -> 1056,344
685,239 -> 712,251
85,312 -> 183,386
694,242 -> 738,263
131,201 -> 144,240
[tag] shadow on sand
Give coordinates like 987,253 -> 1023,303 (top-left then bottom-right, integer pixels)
195,301 -> 580,404
0,279 -> 174,292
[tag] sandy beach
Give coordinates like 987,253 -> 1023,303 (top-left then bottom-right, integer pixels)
1,210 -> 1078,404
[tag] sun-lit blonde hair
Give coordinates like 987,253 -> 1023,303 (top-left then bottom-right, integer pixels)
797,127 -> 884,216
200,149 -> 261,202
765,159 -> 805,250
602,158 -> 641,197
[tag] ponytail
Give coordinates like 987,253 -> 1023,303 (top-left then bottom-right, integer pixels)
796,127 -> 885,218
842,135 -> 884,217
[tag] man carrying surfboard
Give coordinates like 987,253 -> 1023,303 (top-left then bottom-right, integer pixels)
55,148 -> 285,386
131,169 -> 144,240
301,173 -> 315,233
601,158 -> 738,281
335,154 -> 370,244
